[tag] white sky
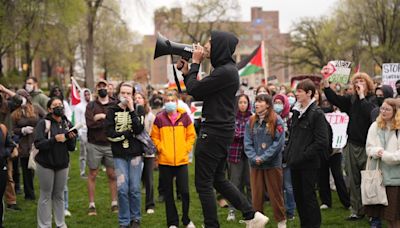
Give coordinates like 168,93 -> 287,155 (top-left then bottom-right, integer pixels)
120,0 -> 338,35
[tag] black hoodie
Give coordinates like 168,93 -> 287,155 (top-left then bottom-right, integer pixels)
105,103 -> 144,159
34,114 -> 76,170
371,85 -> 394,121
184,31 -> 239,138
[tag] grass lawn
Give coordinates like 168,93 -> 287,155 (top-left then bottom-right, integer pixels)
4,144 -> 377,228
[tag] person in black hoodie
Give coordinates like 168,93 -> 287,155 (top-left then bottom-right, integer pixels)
34,97 -> 77,228
323,72 -> 376,220
105,82 -> 144,228
178,31 -> 268,228
371,85 -> 394,121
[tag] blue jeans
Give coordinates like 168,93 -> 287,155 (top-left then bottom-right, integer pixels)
283,164 -> 296,217
114,156 -> 143,226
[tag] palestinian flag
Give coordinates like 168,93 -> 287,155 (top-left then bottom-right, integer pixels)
70,77 -> 81,125
237,42 -> 265,77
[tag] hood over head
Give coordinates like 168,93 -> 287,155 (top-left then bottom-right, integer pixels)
376,85 -> 394,99
210,31 -> 239,68
273,94 -> 290,118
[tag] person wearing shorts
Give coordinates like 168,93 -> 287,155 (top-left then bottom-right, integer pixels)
85,80 -> 118,216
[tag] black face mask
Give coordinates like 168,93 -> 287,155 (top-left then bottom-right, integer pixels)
53,106 -> 64,117
98,89 -> 108,98
397,88 -> 400,96
321,106 -> 334,113
376,97 -> 384,107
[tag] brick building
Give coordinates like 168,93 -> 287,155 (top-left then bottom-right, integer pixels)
145,7 -> 292,88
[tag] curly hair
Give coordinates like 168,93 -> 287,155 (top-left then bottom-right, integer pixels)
350,72 -> 375,95
376,98 -> 400,130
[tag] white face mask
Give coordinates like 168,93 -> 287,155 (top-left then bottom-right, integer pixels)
25,84 -> 34,93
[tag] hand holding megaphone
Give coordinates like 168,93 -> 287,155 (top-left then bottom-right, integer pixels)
192,43 -> 205,64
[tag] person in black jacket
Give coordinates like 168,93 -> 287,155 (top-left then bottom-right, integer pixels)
285,79 -> 329,228
323,72 -> 376,220
178,31 -> 268,228
34,97 -> 77,228
105,82 -> 144,228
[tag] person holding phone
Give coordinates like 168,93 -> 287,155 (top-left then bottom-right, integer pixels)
34,97 -> 77,228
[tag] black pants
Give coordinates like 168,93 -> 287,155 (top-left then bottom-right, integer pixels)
318,153 -> 350,208
20,157 -> 35,199
141,157 -> 155,210
195,132 -> 254,228
292,169 -> 321,228
0,160 -> 8,228
12,157 -> 20,192
159,164 -> 190,227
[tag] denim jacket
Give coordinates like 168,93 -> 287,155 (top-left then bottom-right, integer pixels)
244,115 -> 285,169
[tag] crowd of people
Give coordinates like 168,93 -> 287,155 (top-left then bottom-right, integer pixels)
0,32 -> 400,228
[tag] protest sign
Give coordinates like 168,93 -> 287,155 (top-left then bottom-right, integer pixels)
382,63 -> 400,91
321,60 -> 352,84
325,112 -> 349,149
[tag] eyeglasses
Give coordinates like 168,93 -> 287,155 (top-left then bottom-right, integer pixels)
380,107 -> 393,112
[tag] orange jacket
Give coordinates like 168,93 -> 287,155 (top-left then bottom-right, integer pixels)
151,108 -> 196,166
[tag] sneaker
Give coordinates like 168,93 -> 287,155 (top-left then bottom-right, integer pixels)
111,205 -> 119,213
64,209 -> 72,217
186,221 -> 196,228
277,219 -> 287,228
169,226 -> 178,228
218,199 -> 229,208
239,211 -> 269,228
130,220 -> 140,228
6,204 -> 21,211
320,204 -> 329,210
346,214 -> 364,221
287,215 -> 295,221
227,210 -> 236,221
158,195 -> 165,203
146,208 -> 154,214
88,206 -> 97,216
80,173 -> 88,179
119,226 -> 129,228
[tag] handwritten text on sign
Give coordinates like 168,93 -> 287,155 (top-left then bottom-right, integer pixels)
325,112 -> 349,149
327,60 -> 352,84
382,63 -> 400,92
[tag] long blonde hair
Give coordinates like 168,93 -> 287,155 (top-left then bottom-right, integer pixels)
376,98 -> 400,130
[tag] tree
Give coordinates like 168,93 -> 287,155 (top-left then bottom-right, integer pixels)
337,0 -> 400,66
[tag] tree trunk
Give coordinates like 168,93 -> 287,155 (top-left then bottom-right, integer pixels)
85,9 -> 95,89
24,41 -> 31,78
0,56 -> 3,78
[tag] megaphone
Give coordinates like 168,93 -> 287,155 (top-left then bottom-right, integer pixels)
154,33 -> 193,60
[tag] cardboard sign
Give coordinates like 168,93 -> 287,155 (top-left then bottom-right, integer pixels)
325,112 -> 349,149
322,60 -> 352,84
382,63 -> 400,91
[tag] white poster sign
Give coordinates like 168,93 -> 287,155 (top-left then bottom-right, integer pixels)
325,112 -> 349,149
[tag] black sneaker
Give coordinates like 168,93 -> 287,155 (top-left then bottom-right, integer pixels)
7,204 -> 21,211
88,206 -> 97,216
111,205 -> 119,213
130,220 -> 140,228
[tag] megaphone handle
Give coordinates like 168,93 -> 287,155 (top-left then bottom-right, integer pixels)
170,54 -> 183,94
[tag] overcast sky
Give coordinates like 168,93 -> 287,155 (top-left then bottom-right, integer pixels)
120,0 -> 338,35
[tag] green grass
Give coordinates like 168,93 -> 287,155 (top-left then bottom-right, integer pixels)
4,144 -> 377,228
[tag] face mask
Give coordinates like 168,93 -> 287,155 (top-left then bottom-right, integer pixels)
397,88 -> 400,95
336,85 -> 341,91
273,104 -> 284,114
321,106 -> 334,113
21,97 -> 27,107
53,106 -> 64,117
165,101 -> 177,113
25,84 -> 34,93
119,96 -> 128,106
288,97 -> 296,106
98,88 -> 108,98
376,97 -> 384,107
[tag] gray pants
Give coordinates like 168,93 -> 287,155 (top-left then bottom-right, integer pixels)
227,157 -> 251,209
37,164 -> 69,228
344,142 -> 367,216
79,140 -> 88,175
